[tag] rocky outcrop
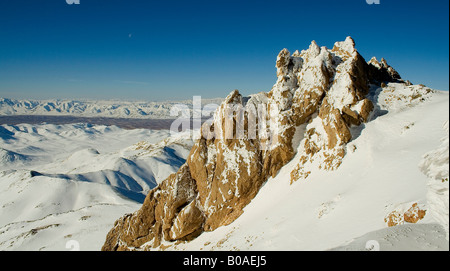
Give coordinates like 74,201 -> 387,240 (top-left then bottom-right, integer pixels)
289,37 -> 376,182
367,56 -> 402,84
102,37 -> 404,251
103,90 -> 272,250
384,203 -> 427,227
187,89 -> 268,232
404,203 -> 427,224
102,164 -> 200,250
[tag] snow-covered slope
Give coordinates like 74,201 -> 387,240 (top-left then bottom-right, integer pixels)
159,85 -> 449,251
0,123 -> 192,250
0,98 -> 223,119
419,120 -> 449,239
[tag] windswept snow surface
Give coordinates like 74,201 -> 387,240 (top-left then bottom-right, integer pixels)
0,123 -> 193,250
166,86 -> 449,251
419,120 -> 449,239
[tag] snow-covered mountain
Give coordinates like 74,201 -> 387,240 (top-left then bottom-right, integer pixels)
101,37 -> 449,251
0,98 -> 223,119
0,37 -> 448,251
0,123 -> 193,250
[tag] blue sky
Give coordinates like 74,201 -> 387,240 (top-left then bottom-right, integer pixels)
0,0 -> 448,101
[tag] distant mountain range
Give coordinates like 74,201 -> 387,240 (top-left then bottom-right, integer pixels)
0,97 -> 224,119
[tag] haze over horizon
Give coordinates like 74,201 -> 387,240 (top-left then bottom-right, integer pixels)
0,0 -> 448,101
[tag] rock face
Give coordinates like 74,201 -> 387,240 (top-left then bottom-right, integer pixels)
367,56 -> 402,84
102,37 -> 404,251
289,37 -> 376,182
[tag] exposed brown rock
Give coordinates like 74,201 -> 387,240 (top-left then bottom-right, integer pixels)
342,105 -> 361,126
384,210 -> 404,227
169,200 -> 204,240
319,97 -> 352,149
276,48 -> 292,77
404,203 -> 427,224
102,163 -> 200,250
384,203 -> 426,227
358,98 -> 374,123
341,98 -> 374,126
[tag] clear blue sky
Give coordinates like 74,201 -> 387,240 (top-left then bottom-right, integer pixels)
0,0 -> 448,101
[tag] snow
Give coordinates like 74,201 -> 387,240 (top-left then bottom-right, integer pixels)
335,36 -> 356,55
419,120 -> 449,239
419,120 -> 449,181
374,83 -> 435,112
331,223 -> 448,251
327,61 -> 356,111
0,123 -> 193,250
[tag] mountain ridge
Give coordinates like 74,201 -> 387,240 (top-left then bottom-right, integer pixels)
0,97 -> 224,120
101,37 -> 447,251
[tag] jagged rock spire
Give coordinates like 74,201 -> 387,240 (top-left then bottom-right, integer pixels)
368,56 -> 402,83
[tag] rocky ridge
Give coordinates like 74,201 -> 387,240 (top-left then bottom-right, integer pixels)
102,37 -> 414,251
